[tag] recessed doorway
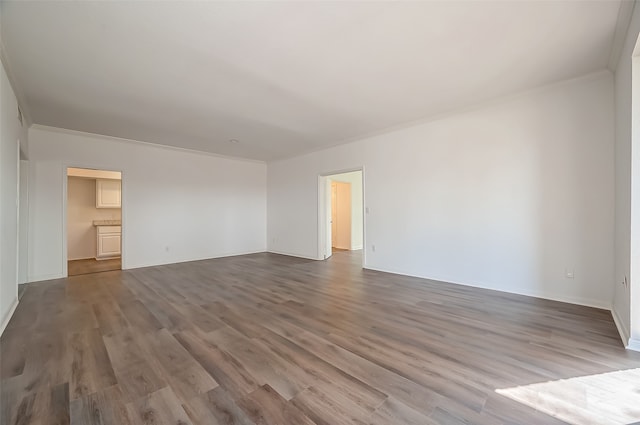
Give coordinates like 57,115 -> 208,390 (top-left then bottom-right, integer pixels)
66,167 -> 122,276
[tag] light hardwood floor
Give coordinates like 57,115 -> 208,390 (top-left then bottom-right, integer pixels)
1,250 -> 639,425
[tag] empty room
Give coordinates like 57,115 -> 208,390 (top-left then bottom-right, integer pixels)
2,1 -> 640,424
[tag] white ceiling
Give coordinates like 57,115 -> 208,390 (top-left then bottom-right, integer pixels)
0,1 -> 626,161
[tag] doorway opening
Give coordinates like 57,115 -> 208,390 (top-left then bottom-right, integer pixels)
66,167 -> 122,276
318,169 -> 364,266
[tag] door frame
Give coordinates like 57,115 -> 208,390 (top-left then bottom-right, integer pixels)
317,167 -> 365,267
62,164 -> 125,277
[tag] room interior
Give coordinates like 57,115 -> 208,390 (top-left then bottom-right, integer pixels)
1,1 -> 640,424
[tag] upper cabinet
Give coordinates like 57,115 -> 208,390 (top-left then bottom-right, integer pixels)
96,179 -> 121,208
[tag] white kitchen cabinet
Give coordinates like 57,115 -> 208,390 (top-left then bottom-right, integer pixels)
96,225 -> 121,259
96,179 -> 121,208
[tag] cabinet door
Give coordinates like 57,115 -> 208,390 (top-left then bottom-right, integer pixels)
97,233 -> 121,258
96,179 -> 121,208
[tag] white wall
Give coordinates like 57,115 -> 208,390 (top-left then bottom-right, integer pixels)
18,159 -> 29,284
613,2 -> 640,347
330,171 -> 363,250
27,126 -> 266,281
268,73 -> 615,308
0,59 -> 27,333
67,176 -> 122,260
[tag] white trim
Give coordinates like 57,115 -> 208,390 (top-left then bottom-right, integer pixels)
0,297 -> 18,337
266,250 -> 320,261
125,250 -> 268,270
363,264 -> 611,310
31,124 -> 265,165
612,306 -> 631,348
68,256 -> 99,261
28,272 -> 65,283
628,338 -> 640,352
608,0 -> 636,71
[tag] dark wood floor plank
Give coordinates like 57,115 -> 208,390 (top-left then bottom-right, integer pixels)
174,329 -> 260,401
3,250 -> 639,425
238,385 -> 316,425
138,329 -> 218,404
68,329 -> 117,400
49,382 -> 71,425
102,331 -> 167,402
323,328 -> 509,413
365,397 -> 437,425
251,329 -> 388,415
291,385 -> 379,425
183,387 -> 255,425
290,330 -> 443,416
92,301 -> 130,337
112,362 -> 167,404
21,330 -> 71,389
207,326 -> 306,400
117,300 -> 163,335
126,387 -> 193,425
70,385 -> 133,425
0,327 -> 27,379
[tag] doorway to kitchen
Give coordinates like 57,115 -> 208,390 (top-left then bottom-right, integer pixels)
318,169 -> 364,264
66,167 -> 122,276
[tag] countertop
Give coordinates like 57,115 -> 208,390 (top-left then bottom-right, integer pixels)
92,220 -> 121,226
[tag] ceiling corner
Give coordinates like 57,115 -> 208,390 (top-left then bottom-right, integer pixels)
0,23 -> 34,128
608,0 -> 636,72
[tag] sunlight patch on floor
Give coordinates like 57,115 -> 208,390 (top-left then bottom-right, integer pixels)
496,368 -> 640,425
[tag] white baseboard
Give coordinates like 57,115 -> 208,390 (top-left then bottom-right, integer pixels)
363,264 -> 611,310
628,338 -> 640,352
126,250 -> 268,270
28,272 -> 65,283
266,249 -> 320,261
0,297 -> 19,337
611,307 -> 631,348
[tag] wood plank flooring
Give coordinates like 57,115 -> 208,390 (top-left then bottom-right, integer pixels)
68,258 -> 121,277
2,250 -> 639,425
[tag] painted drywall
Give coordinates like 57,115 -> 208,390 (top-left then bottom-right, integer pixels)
18,160 -> 28,284
613,2 -> 640,347
1,2 -> 622,161
0,58 -> 27,334
27,126 -> 267,281
268,72 -> 615,309
330,171 -> 363,250
67,176 -> 122,260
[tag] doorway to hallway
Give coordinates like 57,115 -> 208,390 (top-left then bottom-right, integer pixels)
318,169 -> 364,264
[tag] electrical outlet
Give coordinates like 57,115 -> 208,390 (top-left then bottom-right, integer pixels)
371,244 -> 376,252
565,268 -> 574,279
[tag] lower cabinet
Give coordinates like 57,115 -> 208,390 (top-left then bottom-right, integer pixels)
96,225 -> 121,259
